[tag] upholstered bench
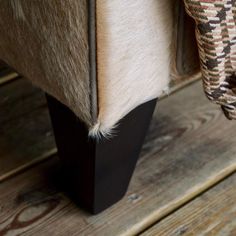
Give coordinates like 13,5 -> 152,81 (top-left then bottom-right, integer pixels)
1,0 -> 233,214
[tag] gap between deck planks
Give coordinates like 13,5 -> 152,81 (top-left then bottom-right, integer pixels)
0,71 -> 200,183
0,80 -> 236,235
141,172 -> 236,236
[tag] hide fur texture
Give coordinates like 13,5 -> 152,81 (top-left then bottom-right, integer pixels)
95,0 -> 174,136
0,0 -> 174,137
0,0 -> 92,126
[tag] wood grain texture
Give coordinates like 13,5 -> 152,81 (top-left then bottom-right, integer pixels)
0,79 -> 56,181
166,72 -> 201,100
0,67 -> 199,183
0,81 -> 235,236
142,173 -> 236,236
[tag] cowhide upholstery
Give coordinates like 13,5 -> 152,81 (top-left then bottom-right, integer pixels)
0,0 -> 200,137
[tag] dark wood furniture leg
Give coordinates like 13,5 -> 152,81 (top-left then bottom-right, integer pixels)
46,95 -> 157,214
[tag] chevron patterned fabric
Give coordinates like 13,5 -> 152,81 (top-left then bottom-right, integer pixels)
184,0 -> 236,119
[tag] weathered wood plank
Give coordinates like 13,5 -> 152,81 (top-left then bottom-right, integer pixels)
0,81 -> 235,236
142,173 -> 236,236
164,72 -> 201,99
1,79 -> 45,123
0,79 -> 56,181
0,71 -> 200,183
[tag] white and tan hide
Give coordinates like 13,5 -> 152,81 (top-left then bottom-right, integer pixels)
0,0 -> 174,137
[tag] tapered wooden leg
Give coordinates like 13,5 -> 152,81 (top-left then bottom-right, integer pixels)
46,95 -> 157,214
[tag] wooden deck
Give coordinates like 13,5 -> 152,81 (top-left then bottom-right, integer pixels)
0,75 -> 235,235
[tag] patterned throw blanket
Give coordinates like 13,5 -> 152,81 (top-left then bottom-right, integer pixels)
184,0 -> 236,119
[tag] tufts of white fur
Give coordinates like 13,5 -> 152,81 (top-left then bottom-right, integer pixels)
89,120 -> 119,140
0,0 -> 175,138
95,0 -> 174,136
